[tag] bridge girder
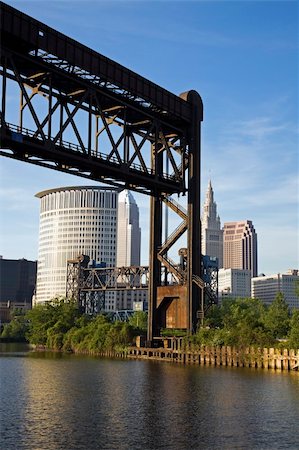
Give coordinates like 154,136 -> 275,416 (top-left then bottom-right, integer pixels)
0,2 -> 204,341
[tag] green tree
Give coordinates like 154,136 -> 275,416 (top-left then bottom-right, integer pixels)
263,292 -> 290,339
25,298 -> 80,346
128,311 -> 147,333
203,304 -> 224,328
199,297 -> 274,347
288,310 -> 299,349
222,297 -> 264,329
104,321 -> 135,351
1,311 -> 28,341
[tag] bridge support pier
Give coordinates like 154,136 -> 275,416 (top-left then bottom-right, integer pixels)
148,90 -> 204,342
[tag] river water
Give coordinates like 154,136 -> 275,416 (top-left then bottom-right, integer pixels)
1,344 -> 299,450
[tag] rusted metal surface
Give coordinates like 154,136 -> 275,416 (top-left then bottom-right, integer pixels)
156,285 -> 188,330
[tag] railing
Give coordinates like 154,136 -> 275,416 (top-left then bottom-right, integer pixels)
163,195 -> 187,219
159,221 -> 187,256
2,121 -> 181,181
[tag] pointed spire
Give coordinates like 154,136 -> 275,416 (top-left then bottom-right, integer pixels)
205,179 -> 214,203
202,179 -> 219,229
201,179 -> 223,267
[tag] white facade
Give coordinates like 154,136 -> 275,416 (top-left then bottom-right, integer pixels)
218,268 -> 251,301
116,190 -> 141,267
35,186 -> 118,310
252,270 -> 299,309
116,190 -> 144,310
201,180 -> 223,268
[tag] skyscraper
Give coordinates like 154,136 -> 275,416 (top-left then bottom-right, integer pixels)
35,186 -> 118,309
201,180 -> 223,268
116,190 -> 144,310
116,190 -> 141,267
223,220 -> 258,277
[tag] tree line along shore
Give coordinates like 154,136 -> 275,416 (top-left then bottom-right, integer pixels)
1,292 -> 298,353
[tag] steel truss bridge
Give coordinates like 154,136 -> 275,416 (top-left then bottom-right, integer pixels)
1,2 -> 209,342
65,255 -> 218,320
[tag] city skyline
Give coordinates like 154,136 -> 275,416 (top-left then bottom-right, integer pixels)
0,0 -> 298,275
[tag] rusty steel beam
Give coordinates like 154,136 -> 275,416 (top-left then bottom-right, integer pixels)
180,90 -> 203,333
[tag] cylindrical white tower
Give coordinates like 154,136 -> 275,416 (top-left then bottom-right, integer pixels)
35,186 -> 118,308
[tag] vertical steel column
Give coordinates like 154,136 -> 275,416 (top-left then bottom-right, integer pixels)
148,194 -> 162,342
19,90 -> 24,131
88,93 -> 92,156
48,75 -> 52,140
180,90 -> 203,333
148,135 -> 163,343
1,57 -> 6,123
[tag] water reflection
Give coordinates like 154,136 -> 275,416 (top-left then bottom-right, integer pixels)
0,350 -> 298,450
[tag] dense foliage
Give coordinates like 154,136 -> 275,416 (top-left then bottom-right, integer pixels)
0,298 -> 146,352
186,293 -> 298,349
1,293 -> 298,350
0,309 -> 27,342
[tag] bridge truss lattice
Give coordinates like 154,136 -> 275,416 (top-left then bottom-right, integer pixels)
1,2 -> 205,340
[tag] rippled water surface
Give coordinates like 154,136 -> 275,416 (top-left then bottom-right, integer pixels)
1,343 -> 299,450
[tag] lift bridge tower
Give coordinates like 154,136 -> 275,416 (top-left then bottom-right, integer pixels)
0,2 -> 204,342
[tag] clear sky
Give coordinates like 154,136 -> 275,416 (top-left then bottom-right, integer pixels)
0,0 -> 298,275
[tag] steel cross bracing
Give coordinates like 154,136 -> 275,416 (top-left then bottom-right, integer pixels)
66,263 -> 181,292
0,3 -> 204,340
0,2 -> 190,196
81,266 -> 150,291
66,257 -> 217,317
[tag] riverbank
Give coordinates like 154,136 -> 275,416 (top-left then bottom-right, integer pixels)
69,344 -> 299,371
129,345 -> 299,371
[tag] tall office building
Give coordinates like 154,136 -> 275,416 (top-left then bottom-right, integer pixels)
116,190 -> 141,267
116,190 -> 144,310
223,220 -> 258,277
252,270 -> 299,309
35,186 -> 118,310
201,180 -> 223,268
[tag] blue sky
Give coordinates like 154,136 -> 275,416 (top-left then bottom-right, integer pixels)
0,0 -> 298,274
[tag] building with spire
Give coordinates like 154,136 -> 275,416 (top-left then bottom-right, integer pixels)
201,180 -> 223,268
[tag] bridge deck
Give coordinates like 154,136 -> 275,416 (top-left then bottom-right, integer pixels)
0,2 -> 192,127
